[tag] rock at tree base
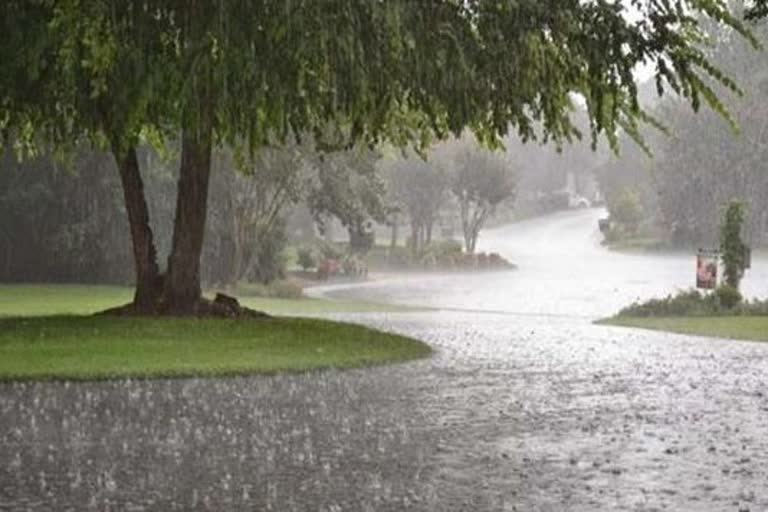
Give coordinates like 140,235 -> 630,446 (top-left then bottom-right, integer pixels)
97,293 -> 270,319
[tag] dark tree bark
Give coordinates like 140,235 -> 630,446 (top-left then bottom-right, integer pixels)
114,144 -> 161,313
163,118 -> 213,314
389,213 -> 399,249
409,221 -> 419,256
348,223 -> 372,255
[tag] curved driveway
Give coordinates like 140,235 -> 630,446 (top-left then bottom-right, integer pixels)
2,209 -> 767,511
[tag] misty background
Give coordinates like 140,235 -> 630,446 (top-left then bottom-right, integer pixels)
2,20 -> 767,289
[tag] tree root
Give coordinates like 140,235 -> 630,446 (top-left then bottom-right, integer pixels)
96,293 -> 270,319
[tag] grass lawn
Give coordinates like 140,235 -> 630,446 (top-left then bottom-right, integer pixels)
599,315 -> 768,342
0,316 -> 431,381
0,284 -> 431,381
0,284 -> 414,317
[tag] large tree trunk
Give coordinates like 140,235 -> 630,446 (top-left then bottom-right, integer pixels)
229,213 -> 248,288
349,223 -> 370,255
409,221 -> 420,256
390,213 -> 398,249
114,145 -> 161,313
467,232 -> 478,254
163,119 -> 213,314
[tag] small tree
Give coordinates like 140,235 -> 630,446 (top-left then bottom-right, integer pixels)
386,153 -> 447,257
720,200 -> 747,290
297,248 -> 316,271
307,147 -> 388,257
450,146 -> 516,254
611,188 -> 644,235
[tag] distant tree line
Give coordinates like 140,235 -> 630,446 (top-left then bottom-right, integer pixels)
0,131 -> 519,286
381,133 -> 517,256
0,141 -> 386,287
596,13 -> 768,248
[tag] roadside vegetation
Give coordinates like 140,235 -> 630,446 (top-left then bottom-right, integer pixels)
603,201 -> 768,342
599,188 -> 668,252
595,19 -> 768,253
296,239 -> 516,277
608,288 -> 768,318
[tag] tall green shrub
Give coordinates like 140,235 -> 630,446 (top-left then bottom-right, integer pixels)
611,188 -> 643,235
720,200 -> 747,290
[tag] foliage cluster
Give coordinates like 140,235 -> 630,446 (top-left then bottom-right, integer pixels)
595,21 -> 768,249
609,188 -> 644,235
297,247 -> 317,271
363,241 -> 514,271
383,133 -> 516,256
0,139 -> 390,287
720,200 -> 748,289
613,287 -> 768,318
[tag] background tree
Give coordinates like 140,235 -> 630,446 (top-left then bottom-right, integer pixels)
595,11 -> 768,248
610,189 -> 645,236
1,1 -> 176,312
385,153 -> 447,256
503,110 -> 610,219
307,147 -> 388,256
207,143 -> 308,287
444,141 -> 517,253
0,148 -> 133,283
720,200 -> 748,289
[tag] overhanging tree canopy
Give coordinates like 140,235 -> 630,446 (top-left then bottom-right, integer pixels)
0,0 -> 760,315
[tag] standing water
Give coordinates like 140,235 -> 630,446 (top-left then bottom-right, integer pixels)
318,208 -> 767,317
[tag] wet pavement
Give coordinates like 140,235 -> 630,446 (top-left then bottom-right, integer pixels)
318,209 -> 767,318
2,209 -> 768,511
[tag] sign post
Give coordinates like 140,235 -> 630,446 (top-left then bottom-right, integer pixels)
696,249 -> 718,290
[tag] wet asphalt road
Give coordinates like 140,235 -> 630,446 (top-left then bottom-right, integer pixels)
2,209 -> 767,511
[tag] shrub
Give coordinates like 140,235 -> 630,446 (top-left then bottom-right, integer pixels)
349,228 -> 375,255
610,188 -> 643,234
342,255 -> 368,277
318,241 -> 344,260
420,239 -> 464,267
297,247 -> 316,271
714,285 -> 742,310
602,226 -> 622,244
316,258 -> 342,280
616,286 -> 759,318
742,298 -> 768,315
432,239 -> 464,256
617,289 -> 717,317
720,200 -> 747,290
488,252 -> 515,269
268,279 -> 304,299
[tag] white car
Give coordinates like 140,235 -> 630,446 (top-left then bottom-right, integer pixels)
568,195 -> 591,209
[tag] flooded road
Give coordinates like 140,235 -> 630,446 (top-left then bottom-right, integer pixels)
2,209 -> 768,511
320,208 -> 767,318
